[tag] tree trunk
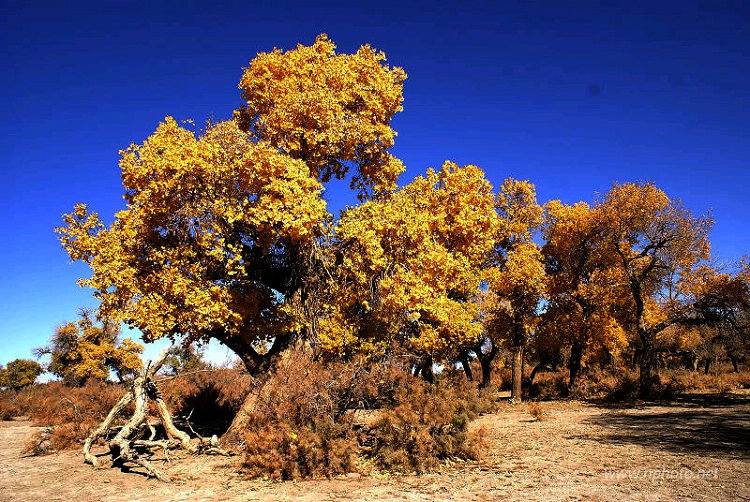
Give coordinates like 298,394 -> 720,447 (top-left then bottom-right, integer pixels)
511,345 -> 523,402
418,354 -> 435,384
81,348 -> 226,482
704,357 -> 711,375
221,339 -> 299,446
638,335 -> 659,399
474,339 -> 498,389
729,353 -> 740,373
568,340 -> 585,389
460,351 -> 473,382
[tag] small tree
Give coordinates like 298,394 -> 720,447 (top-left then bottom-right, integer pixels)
163,343 -> 209,375
483,179 -> 545,401
36,310 -> 143,386
0,359 -> 43,389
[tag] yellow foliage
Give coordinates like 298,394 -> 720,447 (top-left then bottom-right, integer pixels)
319,162 -> 499,356
235,34 -> 407,197
40,313 -> 143,386
57,36 -> 406,361
483,179 -> 546,348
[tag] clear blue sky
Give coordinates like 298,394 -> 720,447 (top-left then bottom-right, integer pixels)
2,0 -> 749,367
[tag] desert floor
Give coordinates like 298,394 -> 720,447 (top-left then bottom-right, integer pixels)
2,392 -> 749,501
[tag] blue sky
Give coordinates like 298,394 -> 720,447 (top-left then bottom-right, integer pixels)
2,0 -> 749,368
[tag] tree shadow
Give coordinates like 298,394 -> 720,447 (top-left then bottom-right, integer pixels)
579,393 -> 750,458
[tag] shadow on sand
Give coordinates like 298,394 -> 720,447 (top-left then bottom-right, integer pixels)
579,393 -> 750,458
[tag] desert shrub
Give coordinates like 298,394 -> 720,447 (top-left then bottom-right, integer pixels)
526,401 -> 546,421
663,369 -> 750,394
370,375 -> 485,474
23,427 -> 55,456
0,398 -> 19,420
528,371 -> 568,400
160,368 -> 252,435
13,380 -> 126,451
241,350 -> 359,480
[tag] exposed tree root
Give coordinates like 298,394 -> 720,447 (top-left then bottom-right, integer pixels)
82,347 -> 228,482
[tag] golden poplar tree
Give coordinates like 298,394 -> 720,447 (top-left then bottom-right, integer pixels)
57,35 -> 406,375
482,179 -> 545,400
540,200 -> 628,389
318,162 -> 499,379
599,182 -> 712,397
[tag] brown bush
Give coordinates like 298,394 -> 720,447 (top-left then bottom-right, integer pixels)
526,401 -> 546,421
529,371 -> 568,400
369,375 -> 486,474
0,398 -> 19,421
663,369 -> 750,395
241,350 -> 359,480
8,381 -> 126,451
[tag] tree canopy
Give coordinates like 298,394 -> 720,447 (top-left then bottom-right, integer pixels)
0,359 -> 43,390
35,310 -> 143,386
58,35 -> 407,375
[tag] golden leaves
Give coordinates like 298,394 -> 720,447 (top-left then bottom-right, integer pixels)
320,162 -> 498,356
235,34 -> 407,197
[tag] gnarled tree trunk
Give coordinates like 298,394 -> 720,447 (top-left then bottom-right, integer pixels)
83,348 -> 226,482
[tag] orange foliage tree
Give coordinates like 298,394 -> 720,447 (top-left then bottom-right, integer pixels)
540,200 -> 628,389
599,182 -> 713,397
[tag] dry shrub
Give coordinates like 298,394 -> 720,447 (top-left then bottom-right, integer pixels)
0,398 -> 19,421
23,427 -> 55,456
664,369 -> 750,394
242,350 -> 359,480
370,375 -> 485,474
11,381 -> 125,451
529,371 -> 568,400
160,368 -> 252,435
526,401 -> 546,421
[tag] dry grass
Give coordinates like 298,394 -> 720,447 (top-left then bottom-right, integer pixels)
2,392 -> 748,501
526,401 -> 545,421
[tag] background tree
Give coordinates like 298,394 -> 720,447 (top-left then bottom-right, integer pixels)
0,359 -> 43,390
57,36 -> 406,379
483,179 -> 545,401
35,310 -> 143,386
541,200 -> 628,389
599,182 -> 712,397
163,343 -> 210,375
318,162 -> 499,381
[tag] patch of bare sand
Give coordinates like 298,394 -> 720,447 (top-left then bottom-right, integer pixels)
1,393 -> 748,501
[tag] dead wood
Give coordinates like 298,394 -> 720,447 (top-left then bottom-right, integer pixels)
82,347 -> 222,482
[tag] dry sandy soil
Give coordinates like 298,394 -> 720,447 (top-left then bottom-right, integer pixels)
2,392 -> 749,501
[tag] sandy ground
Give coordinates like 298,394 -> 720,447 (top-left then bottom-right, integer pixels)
1,393 -> 749,501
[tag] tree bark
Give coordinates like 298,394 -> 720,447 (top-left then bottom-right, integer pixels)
568,340 -> 585,389
511,345 -> 524,402
729,353 -> 740,373
460,351 -> 473,382
474,339 -> 498,389
638,334 -> 659,398
82,348 -> 217,482
417,354 -> 435,384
